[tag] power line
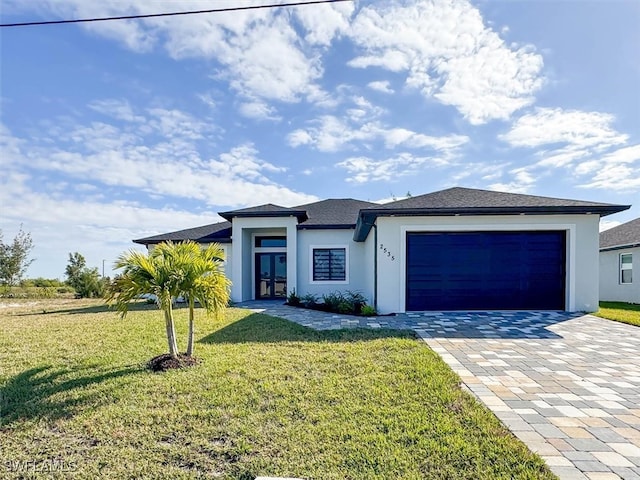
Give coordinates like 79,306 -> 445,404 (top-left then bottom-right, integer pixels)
0,0 -> 353,28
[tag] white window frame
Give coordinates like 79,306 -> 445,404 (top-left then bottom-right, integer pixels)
620,253 -> 633,284
309,245 -> 349,284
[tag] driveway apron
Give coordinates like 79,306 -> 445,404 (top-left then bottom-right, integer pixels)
238,302 -> 640,480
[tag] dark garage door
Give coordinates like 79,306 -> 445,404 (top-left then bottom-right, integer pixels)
406,231 -> 566,311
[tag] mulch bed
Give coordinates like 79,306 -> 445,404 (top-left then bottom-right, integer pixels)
148,353 -> 200,372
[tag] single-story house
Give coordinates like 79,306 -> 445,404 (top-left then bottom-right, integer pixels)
134,187 -> 629,314
599,217 -> 639,304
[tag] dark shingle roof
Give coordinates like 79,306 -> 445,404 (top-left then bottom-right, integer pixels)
133,188 -> 631,246
600,217 -> 640,250
219,203 -> 308,222
133,221 -> 232,245
295,199 -> 378,229
374,187 -> 626,210
354,187 -> 630,241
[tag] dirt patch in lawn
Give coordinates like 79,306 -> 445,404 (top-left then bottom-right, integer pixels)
148,353 -> 200,372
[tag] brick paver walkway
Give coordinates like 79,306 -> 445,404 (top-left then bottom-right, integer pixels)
238,301 -> 640,479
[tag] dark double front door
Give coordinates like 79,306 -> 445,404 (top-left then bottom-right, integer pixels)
256,253 -> 287,299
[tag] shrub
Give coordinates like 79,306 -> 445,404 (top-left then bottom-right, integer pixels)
322,291 -> 345,311
345,291 -> 367,304
337,301 -> 354,314
73,270 -> 106,298
361,304 -> 377,316
301,293 -> 319,307
290,290 -> 373,316
287,289 -> 301,306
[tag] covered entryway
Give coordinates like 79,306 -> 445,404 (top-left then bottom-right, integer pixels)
406,231 -> 566,310
255,253 -> 287,299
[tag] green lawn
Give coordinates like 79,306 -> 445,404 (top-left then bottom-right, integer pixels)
0,299 -> 555,479
596,301 -> 640,327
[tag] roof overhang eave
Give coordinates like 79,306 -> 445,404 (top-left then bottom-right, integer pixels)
600,242 -> 640,252
353,204 -> 631,242
219,210 -> 309,222
132,237 -> 232,246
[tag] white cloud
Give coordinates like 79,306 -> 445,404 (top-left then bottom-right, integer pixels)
0,170 -> 222,279
497,108 -> 639,192
7,0 -> 325,106
347,0 -> 545,124
599,220 -> 621,232
578,160 -> 640,191
287,129 -> 314,148
348,51 -> 410,72
288,112 -> 468,154
501,107 -> 628,150
0,102 -> 318,278
88,99 -> 145,123
489,168 -> 537,194
596,144 -> 640,164
238,101 -> 281,121
6,0 -> 545,125
367,81 -> 395,94
294,1 -> 355,46
1,101 -> 316,209
337,153 -> 451,183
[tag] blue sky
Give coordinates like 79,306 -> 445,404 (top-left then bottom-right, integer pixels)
1,0 -> 639,279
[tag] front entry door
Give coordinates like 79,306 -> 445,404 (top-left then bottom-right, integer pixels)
256,253 -> 287,299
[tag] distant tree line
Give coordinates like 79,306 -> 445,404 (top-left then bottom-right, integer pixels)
0,226 -> 106,298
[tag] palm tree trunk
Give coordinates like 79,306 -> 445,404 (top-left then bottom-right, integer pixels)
163,297 -> 179,358
186,297 -> 195,357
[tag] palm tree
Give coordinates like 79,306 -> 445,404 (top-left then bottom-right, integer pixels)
106,241 -> 231,360
174,241 -> 231,357
106,244 -> 185,358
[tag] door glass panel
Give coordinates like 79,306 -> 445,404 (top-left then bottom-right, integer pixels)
258,254 -> 272,298
274,254 -> 287,297
256,253 -> 287,299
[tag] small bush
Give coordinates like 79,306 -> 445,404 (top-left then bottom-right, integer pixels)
337,301 -> 354,314
322,291 -> 345,311
300,293 -> 319,307
345,291 -> 367,304
361,304 -> 377,316
289,290 -> 372,316
287,289 -> 301,306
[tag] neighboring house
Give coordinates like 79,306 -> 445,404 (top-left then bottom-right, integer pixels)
599,217 -> 640,304
134,187 -> 629,314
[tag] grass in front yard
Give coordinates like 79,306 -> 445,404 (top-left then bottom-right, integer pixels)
596,301 -> 640,327
0,299 -> 554,479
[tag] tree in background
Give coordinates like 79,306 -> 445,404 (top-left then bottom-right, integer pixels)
0,226 -> 35,288
65,252 -> 104,298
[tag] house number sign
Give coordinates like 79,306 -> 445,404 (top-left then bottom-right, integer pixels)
379,243 -> 395,261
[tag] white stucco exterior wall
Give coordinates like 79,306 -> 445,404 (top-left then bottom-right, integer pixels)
197,243 -> 232,280
230,217 -> 298,302
599,246 -> 640,303
374,214 -> 601,314
296,229 -> 373,303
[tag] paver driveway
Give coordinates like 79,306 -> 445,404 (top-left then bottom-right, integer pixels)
420,313 -> 640,480
240,302 -> 640,480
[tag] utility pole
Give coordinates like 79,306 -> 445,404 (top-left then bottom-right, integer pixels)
102,259 -> 105,278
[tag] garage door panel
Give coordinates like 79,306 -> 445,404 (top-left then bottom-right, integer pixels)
406,231 -> 566,311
